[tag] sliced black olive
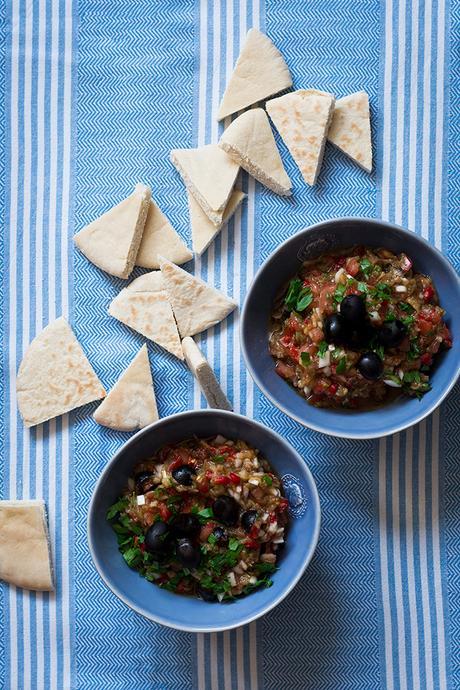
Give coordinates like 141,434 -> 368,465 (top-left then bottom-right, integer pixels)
241,510 -> 257,533
378,319 -> 407,348
357,351 -> 384,380
340,294 -> 367,324
176,538 -> 201,569
134,470 -> 155,494
324,314 -> 348,344
197,586 -> 217,602
171,513 -> 201,538
212,495 -> 240,526
211,526 -> 228,545
171,465 -> 196,486
144,521 -> 170,555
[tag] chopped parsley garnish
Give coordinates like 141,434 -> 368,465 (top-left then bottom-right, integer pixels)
333,283 -> 347,304
385,311 -> 396,321
336,356 -> 347,374
228,537 -> 240,552
212,454 -> 226,463
371,283 -> 392,301
207,533 -> 218,546
300,352 -> 311,367
357,281 -> 369,294
122,547 -> 143,568
359,257 -> 373,278
262,474 -> 273,486
408,340 -> 421,361
106,497 -> 129,520
317,341 -> 328,357
198,507 -> 214,519
285,279 -> 313,312
399,301 -> 414,313
401,315 -> 415,328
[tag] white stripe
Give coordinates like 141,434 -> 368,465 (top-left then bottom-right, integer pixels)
418,421 -> 434,689
405,429 -> 420,690
379,438 -> 394,690
245,176 -> 255,419
434,0 -> 446,250
197,633 -> 206,690
380,0 -> 393,221
431,411 -> 447,689
420,0 -> 432,240
48,421 -> 57,690
407,0 -> 419,231
394,0 -> 406,225
8,0 -> 20,686
391,434 -> 407,690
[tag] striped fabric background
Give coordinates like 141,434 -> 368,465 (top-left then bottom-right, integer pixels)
1,0 -> 460,689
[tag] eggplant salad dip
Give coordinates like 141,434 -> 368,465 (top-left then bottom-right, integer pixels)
270,247 -> 452,409
107,437 -> 288,601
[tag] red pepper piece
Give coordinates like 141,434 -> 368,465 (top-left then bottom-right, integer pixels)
158,503 -> 171,522
205,470 -> 214,480
229,472 -> 241,485
420,353 -> 433,366
214,475 -> 232,485
244,539 -> 259,550
269,512 -> 277,524
249,524 -> 259,539
328,383 -> 338,395
423,286 -> 435,303
198,481 -> 209,494
279,498 -> 289,512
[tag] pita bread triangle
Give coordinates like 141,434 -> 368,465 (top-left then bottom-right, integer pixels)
219,108 -> 292,195
170,145 -> 239,225
108,271 -> 184,360
266,89 -> 335,186
16,317 -> 106,427
0,500 -> 54,591
188,189 -> 246,256
74,183 -> 151,279
159,257 -> 237,337
135,198 -> 193,269
93,344 -> 158,431
327,91 -> 372,173
217,28 -> 292,121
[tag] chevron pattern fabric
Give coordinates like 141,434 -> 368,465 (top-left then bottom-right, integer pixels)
1,0 -> 460,689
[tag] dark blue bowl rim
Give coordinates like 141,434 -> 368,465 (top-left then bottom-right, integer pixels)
240,217 -> 460,439
87,409 -> 321,632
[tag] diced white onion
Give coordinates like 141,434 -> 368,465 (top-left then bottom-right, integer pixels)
236,486 -> 242,493
248,479 -> 259,486
369,311 -> 380,322
303,386 -> 311,396
213,435 -> 227,445
318,351 -> 331,369
228,572 -> 237,587
273,538 -> 285,544
136,495 -> 146,506
249,576 -> 257,585
395,285 -> 407,293
398,369 -> 404,380
383,379 -> 402,388
268,522 -> 278,533
328,344 -> 335,351
334,267 -> 346,283
217,593 -> 225,602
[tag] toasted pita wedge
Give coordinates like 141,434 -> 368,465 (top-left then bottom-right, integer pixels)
159,257 -> 237,337
74,184 -> 151,279
170,145 -> 239,225
219,109 -> 291,195
188,190 -> 246,256
266,89 -> 335,186
182,337 -> 232,411
16,317 -> 105,427
0,500 -> 53,591
109,272 -> 183,359
218,29 -> 292,121
136,199 -> 193,269
327,91 -> 372,173
93,345 -> 158,431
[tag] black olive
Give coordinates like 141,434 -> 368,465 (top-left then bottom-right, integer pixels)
211,526 -> 228,545
378,319 -> 407,348
241,510 -> 257,533
212,495 -> 240,526
357,351 -> 384,380
176,538 -> 201,569
171,513 -> 201,539
324,314 -> 349,344
144,521 -> 170,555
171,465 -> 196,486
197,586 -> 217,602
134,470 -> 155,494
340,294 -> 367,324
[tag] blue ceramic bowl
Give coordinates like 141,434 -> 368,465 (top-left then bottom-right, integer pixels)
241,218 -> 460,439
88,409 -> 320,632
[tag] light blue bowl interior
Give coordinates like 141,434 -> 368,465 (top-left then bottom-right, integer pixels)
88,410 -> 320,632
241,218 -> 460,439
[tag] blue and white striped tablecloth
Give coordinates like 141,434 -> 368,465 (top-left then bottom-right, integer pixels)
1,0 -> 460,688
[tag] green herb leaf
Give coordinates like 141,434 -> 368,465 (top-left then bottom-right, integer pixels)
106,497 -> 129,520
399,301 -> 414,313
212,454 -> 226,463
300,352 -> 311,367
317,341 -> 328,357
408,340 -> 421,361
336,357 -> 347,374
371,283 -> 392,302
359,258 -> 373,278
208,533 -> 218,546
296,288 -> 313,312
385,312 -> 396,322
285,278 -> 302,311
228,538 -> 240,552
198,507 -> 214,519
333,283 -> 347,304
122,547 -> 143,568
357,281 -> 368,294
262,474 -> 273,486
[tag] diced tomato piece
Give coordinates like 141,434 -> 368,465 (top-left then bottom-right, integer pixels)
205,469 -> 214,480
176,580 -> 188,594
269,512 -> 277,524
420,306 -> 442,324
302,278 -> 311,287
310,327 -> 324,343
139,542 -> 145,554
423,286 -> 435,303
214,475 -> 232,485
249,524 -> 259,539
158,503 -> 171,522
313,379 -> 329,395
197,480 -> 209,494
229,472 -> 241,485
275,361 -> 296,380
279,498 -> 289,512
345,257 -> 360,276
200,523 -> 215,542
244,539 -> 259,550
328,383 -> 338,395
319,284 -> 336,313
420,353 -> 433,366
417,316 -> 433,335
